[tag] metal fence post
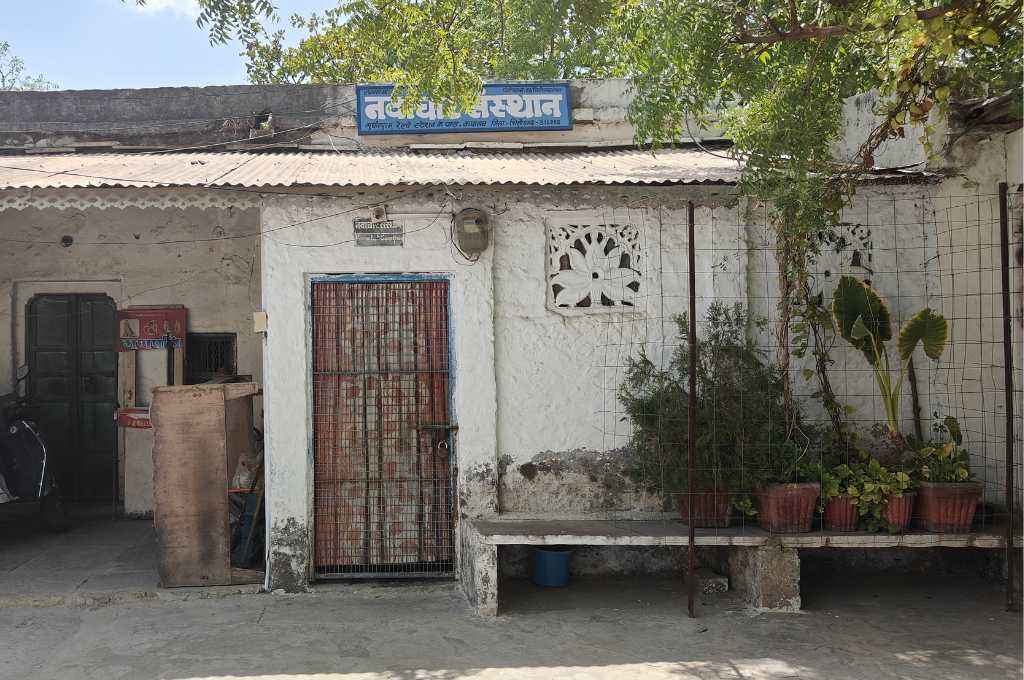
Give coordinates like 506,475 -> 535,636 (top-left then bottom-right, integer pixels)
998,182 -> 1020,612
687,201 -> 697,618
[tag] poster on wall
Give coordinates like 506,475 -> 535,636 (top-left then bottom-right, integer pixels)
116,307 -> 187,352
116,407 -> 152,429
356,83 -> 572,135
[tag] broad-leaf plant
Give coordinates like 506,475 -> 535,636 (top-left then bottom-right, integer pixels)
832,275 -> 948,439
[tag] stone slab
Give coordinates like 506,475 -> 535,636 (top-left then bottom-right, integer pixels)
471,519 -> 1015,549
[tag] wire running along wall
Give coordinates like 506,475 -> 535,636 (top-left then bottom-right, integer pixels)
596,185 -> 1022,544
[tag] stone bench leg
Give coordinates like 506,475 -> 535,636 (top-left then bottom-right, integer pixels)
728,542 -> 801,611
458,521 -> 498,616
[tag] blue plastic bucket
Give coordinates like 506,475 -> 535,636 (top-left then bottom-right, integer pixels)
532,548 -> 571,587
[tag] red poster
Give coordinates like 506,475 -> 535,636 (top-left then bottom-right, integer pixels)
116,407 -> 152,429
116,307 -> 187,352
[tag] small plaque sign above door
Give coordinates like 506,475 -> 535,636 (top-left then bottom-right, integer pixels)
353,217 -> 404,246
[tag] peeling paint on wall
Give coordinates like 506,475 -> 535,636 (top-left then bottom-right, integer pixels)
499,448 -> 663,515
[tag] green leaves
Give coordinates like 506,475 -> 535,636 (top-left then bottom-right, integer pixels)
943,415 -> 962,445
0,41 -> 57,91
897,307 -> 948,361
832,275 -> 892,365
833,276 -> 952,438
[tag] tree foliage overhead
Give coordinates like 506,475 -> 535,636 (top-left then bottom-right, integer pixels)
181,0 -> 1020,438
0,42 -> 57,91
188,1 -> 1020,163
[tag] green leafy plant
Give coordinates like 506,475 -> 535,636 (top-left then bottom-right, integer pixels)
820,454 -> 912,532
832,275 -> 948,438
820,462 -> 858,504
914,416 -> 973,483
619,303 -> 807,507
854,457 -> 913,532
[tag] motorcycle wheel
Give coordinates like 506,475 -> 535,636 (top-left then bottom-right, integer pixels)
40,493 -> 69,532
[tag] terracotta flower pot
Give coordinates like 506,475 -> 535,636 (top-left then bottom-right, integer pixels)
678,491 -> 732,528
883,492 -> 915,532
916,482 -> 982,533
823,495 -> 858,532
758,483 -> 820,533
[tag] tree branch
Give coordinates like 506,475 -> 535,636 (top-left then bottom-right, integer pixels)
787,0 -> 800,29
735,23 -> 852,44
733,0 -> 972,45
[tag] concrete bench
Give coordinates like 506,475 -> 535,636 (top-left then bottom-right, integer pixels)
459,518 -> 1013,616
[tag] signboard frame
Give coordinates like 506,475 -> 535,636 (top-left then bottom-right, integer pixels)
353,217 -> 405,246
356,82 -> 573,136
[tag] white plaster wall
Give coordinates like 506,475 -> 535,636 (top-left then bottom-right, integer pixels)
748,124 -> 1023,506
929,128 -> 1023,502
747,183 -> 943,436
259,183 -> 746,588
0,191 -> 262,512
833,90 -> 934,168
260,187 -> 497,590
492,187 -> 746,516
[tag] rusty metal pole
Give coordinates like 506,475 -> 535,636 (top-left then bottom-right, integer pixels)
687,201 -> 697,618
998,182 -> 1019,612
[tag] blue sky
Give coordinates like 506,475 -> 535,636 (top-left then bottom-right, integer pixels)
5,0 -> 329,90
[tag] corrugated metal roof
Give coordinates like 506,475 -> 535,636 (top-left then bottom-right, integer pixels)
0,148 -> 741,190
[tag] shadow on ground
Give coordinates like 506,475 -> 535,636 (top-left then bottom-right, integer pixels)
2,562 -> 1020,680
0,503 -> 158,602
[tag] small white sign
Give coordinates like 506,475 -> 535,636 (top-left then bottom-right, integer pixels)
354,218 -> 404,246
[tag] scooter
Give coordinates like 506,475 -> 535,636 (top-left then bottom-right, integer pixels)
0,366 -> 68,531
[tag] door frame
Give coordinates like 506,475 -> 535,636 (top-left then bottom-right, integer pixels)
12,281 -> 125,499
306,273 -> 457,578
24,290 -> 119,501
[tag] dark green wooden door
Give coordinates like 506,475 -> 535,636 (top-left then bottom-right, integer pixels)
27,294 -> 117,500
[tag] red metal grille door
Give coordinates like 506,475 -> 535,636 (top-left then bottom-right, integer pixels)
312,279 -> 454,578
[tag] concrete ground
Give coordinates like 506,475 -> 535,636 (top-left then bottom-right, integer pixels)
1,567 -> 1020,680
0,504 -> 260,608
0,503 -> 163,606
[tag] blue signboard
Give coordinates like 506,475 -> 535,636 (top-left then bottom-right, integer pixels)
356,83 -> 572,135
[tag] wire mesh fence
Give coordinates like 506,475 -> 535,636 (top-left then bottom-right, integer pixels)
594,184 -> 1022,550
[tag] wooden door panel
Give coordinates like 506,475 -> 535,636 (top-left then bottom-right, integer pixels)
27,294 -> 116,500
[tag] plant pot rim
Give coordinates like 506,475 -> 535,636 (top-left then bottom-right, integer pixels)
918,481 -> 983,490
764,482 -> 821,490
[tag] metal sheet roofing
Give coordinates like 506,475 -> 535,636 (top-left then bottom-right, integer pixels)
0,148 -> 741,190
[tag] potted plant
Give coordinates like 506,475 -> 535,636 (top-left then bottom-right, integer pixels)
830,275 -> 950,529
913,417 -> 981,533
753,437 -> 821,533
620,303 -> 791,527
821,463 -> 859,532
853,457 -> 915,532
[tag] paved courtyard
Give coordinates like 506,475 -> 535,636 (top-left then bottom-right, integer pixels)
1,565 -> 1020,680
0,504 -> 160,606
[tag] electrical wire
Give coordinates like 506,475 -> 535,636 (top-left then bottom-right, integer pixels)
266,196 -> 452,248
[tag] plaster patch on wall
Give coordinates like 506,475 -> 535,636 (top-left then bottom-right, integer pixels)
459,461 -> 499,518
499,447 -> 664,515
545,219 -> 642,313
268,517 -> 310,593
